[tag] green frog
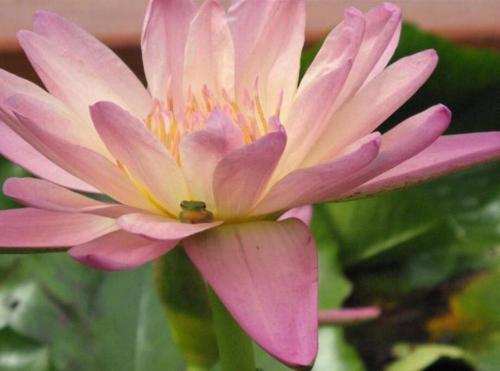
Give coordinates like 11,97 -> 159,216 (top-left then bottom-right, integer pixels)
179,200 -> 214,224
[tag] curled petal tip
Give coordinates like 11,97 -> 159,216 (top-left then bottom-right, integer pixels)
435,103 -> 452,120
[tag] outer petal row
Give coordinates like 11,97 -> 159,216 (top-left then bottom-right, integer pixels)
1,109 -> 150,210
0,70 -> 97,192
0,208 -> 117,248
20,10 -> 152,120
304,49 -> 438,166
351,132 -> 500,198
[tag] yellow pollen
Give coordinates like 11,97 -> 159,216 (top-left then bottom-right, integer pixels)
143,87 -> 281,162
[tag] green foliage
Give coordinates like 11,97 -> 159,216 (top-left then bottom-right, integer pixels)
386,344 -> 475,371
428,271 -> 500,371
0,255 -> 184,371
154,248 -> 218,370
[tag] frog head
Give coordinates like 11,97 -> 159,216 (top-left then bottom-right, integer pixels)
179,200 -> 213,224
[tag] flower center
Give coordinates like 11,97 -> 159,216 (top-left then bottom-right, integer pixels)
144,84 -> 282,162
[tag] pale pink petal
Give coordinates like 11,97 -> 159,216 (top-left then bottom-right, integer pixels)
0,69 -> 97,192
118,213 -> 221,240
252,133 -> 380,216
2,111 -> 150,210
4,94 -> 109,156
3,177 -> 135,218
69,230 -> 176,271
90,101 -> 188,214
228,0 -> 305,115
336,3 -> 402,103
364,6 -> 402,84
141,0 -> 196,104
298,7 -> 364,94
276,8 -> 364,175
213,128 -> 287,219
19,11 -> 152,120
184,0 -> 234,99
180,109 -> 243,210
0,121 -> 96,192
184,219 -> 318,368
334,104 -> 451,196
350,132 -> 500,198
278,205 -> 313,226
0,208 -> 117,247
276,62 -> 352,177
304,50 -> 438,166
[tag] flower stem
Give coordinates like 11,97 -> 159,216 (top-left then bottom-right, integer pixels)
208,288 -> 256,371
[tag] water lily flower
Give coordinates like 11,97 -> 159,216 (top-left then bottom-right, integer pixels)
0,0 -> 499,367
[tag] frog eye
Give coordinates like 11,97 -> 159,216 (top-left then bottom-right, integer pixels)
180,200 -> 207,210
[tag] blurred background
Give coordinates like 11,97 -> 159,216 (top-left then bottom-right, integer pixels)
0,1 -> 499,370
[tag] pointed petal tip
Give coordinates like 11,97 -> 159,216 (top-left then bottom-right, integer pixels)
344,6 -> 363,18
381,2 -> 402,16
32,8 -> 57,22
16,29 -> 32,44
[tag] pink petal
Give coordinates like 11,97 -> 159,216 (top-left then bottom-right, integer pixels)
277,61 -> 353,177
229,0 -> 305,115
278,205 -> 313,226
213,128 -> 287,219
184,0 -> 234,99
364,5 -> 402,84
252,133 -> 381,216
335,104 -> 451,196
0,69 -> 97,192
3,177 -> 135,218
351,132 -> 500,197
298,7 -> 364,94
0,121 -> 96,192
118,213 -> 221,240
4,94 -> 109,156
180,109 -> 243,210
337,3 -> 402,103
304,49 -> 438,166
0,208 -> 117,247
19,11 -> 152,120
141,0 -> 196,105
69,230 -> 176,271
90,101 -> 188,214
184,219 -> 318,368
2,110 -> 150,210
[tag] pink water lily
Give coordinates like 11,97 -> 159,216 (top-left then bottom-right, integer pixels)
0,0 -> 499,367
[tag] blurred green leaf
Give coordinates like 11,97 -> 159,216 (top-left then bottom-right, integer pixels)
0,159 -> 26,209
314,328 -> 366,371
428,271 -> 500,371
0,329 -> 52,371
385,344 -> 475,371
312,205 -> 352,309
319,162 -> 500,294
154,247 -> 218,370
387,24 -> 500,134
0,254 -> 185,371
